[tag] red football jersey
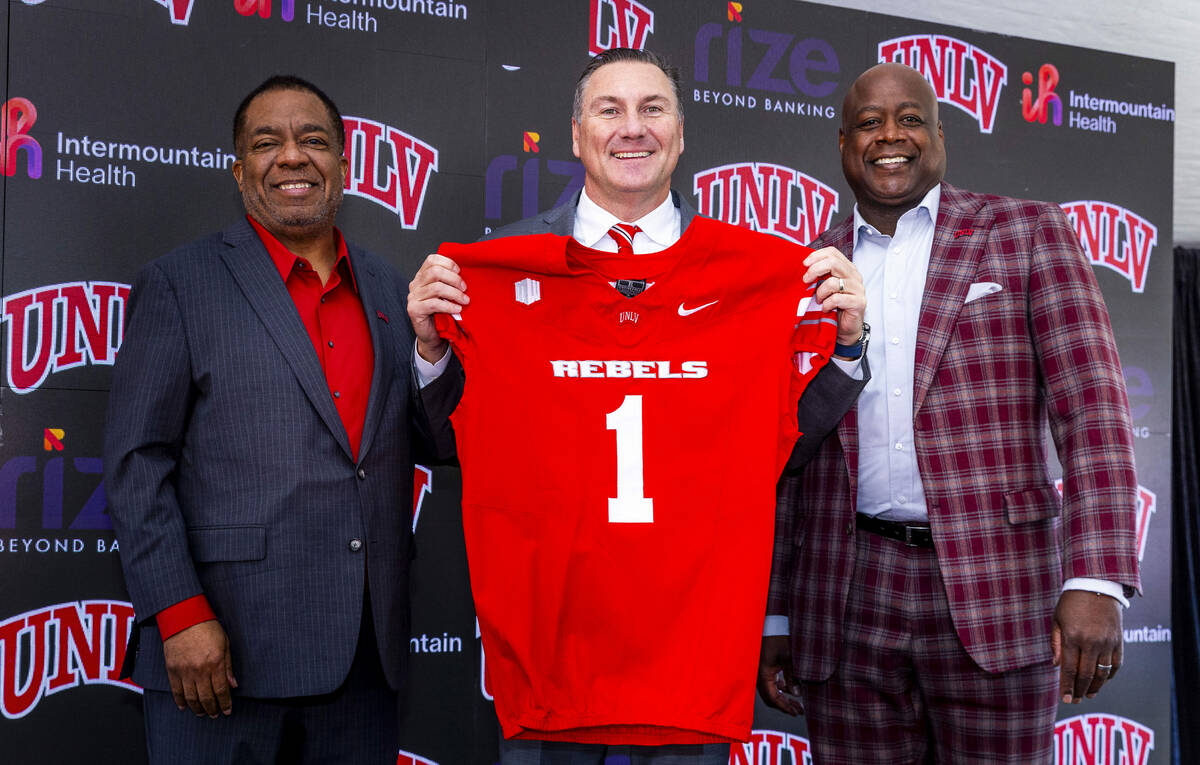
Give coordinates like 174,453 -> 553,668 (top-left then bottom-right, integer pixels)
435,217 -> 837,745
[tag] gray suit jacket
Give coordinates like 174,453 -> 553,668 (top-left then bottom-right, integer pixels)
438,189 -> 867,470
104,217 -> 455,697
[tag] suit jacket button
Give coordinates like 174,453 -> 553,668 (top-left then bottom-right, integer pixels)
357,468 -> 366,480
349,538 -> 363,552
845,521 -> 854,534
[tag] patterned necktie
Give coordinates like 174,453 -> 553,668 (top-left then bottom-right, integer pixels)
607,223 -> 641,254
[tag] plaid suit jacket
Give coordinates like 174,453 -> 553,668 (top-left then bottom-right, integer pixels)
768,182 -> 1140,677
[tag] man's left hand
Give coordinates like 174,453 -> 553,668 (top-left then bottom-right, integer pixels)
804,246 -> 865,346
1051,589 -> 1123,704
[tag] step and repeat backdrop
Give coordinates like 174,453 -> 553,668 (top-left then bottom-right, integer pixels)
0,1 -> 1173,763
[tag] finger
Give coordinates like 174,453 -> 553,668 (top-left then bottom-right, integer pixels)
214,668 -> 233,717
196,675 -> 222,718
1087,655 -> 1113,698
419,253 -> 461,273
1109,642 -> 1123,680
1058,636 -> 1080,703
182,677 -> 206,717
168,670 -> 187,711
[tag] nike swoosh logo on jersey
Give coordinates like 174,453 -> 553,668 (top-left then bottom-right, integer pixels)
677,300 -> 719,316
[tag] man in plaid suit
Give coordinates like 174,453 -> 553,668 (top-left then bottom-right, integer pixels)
757,63 -> 1140,764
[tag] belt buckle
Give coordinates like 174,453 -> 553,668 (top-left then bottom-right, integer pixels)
904,525 -> 923,547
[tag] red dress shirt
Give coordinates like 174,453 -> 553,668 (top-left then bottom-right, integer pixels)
156,217 -> 375,640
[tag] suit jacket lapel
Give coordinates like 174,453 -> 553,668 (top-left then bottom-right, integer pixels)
912,183 -> 993,415
349,246 -> 393,463
219,220 -> 354,460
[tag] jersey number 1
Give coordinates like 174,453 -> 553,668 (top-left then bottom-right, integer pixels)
605,395 -> 654,523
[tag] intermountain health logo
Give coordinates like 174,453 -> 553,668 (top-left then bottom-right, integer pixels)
1020,61 -> 1174,135
878,34 -> 1007,134
589,0 -> 654,55
692,163 -> 838,245
0,601 -> 139,720
342,116 -> 438,228
235,0 -> 469,31
1,98 -> 42,179
1060,200 -> 1157,293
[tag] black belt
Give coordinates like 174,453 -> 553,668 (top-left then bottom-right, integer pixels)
856,514 -> 934,549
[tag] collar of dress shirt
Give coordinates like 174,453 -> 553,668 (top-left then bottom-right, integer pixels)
247,215 -> 357,292
851,183 -> 942,251
574,189 -> 681,251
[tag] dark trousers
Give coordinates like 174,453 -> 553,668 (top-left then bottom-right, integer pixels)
143,604 -> 398,765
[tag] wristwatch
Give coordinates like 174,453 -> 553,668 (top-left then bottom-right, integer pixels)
833,322 -> 870,360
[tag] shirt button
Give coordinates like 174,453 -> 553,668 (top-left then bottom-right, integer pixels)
891,337 -> 901,345
349,538 -> 363,552
327,341 -> 334,348
333,391 -> 341,399
893,388 -> 902,397
357,468 -> 366,480
895,442 -> 904,450
320,296 -> 326,303
890,291 -> 898,300
897,495 -> 908,504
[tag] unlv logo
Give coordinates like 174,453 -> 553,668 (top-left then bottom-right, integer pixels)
878,35 -> 1007,134
1,98 -> 42,179
589,0 -> 655,56
1060,200 -> 1157,293
342,117 -> 439,229
693,163 -> 838,245
412,464 -> 433,533
396,751 -> 439,765
1054,714 -> 1154,765
1,281 -> 130,394
151,0 -> 195,24
730,729 -> 813,765
1054,481 -> 1156,562
1,601 -> 138,719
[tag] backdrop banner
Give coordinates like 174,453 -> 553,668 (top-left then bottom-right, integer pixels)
0,1 -> 1172,763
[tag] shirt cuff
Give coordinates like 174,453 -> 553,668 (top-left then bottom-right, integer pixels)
1062,577 -> 1130,608
414,344 -> 452,388
830,355 -> 864,380
156,594 -> 218,640
763,614 -> 790,637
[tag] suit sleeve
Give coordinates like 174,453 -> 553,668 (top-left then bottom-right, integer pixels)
1028,205 -> 1140,592
782,357 -> 868,474
104,262 -> 205,623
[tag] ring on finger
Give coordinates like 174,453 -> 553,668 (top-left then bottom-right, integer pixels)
1097,663 -> 1113,671
838,277 -> 846,293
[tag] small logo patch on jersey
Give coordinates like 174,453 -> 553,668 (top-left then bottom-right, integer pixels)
619,310 -> 640,324
678,300 -> 719,316
514,278 -> 541,305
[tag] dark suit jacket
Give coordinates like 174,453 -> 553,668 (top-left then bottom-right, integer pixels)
104,217 -> 455,697
768,182 -> 1141,679
459,190 -> 867,469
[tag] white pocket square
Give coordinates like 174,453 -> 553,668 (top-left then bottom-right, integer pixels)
964,282 -> 1003,304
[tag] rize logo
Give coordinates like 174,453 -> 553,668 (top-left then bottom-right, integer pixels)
1023,63 -> 1063,126
484,140 -> 585,225
589,0 -> 655,56
693,163 -> 838,245
1,281 -> 130,394
1054,480 -> 1156,562
0,601 -> 139,720
730,729 -> 813,765
878,35 -> 1007,133
1060,200 -> 1157,293
151,0 -> 195,24
1,98 -> 42,179
1054,714 -> 1154,765
235,0 -> 295,22
342,117 -> 438,229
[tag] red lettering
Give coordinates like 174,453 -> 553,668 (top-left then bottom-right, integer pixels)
3,287 -> 58,393
56,282 -> 121,370
589,0 -> 655,56
344,117 -> 438,229
877,35 -> 1007,133
46,603 -> 109,692
0,609 -> 51,719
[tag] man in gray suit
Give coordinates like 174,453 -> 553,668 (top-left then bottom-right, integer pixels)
407,48 -> 868,765
105,75 -> 455,764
